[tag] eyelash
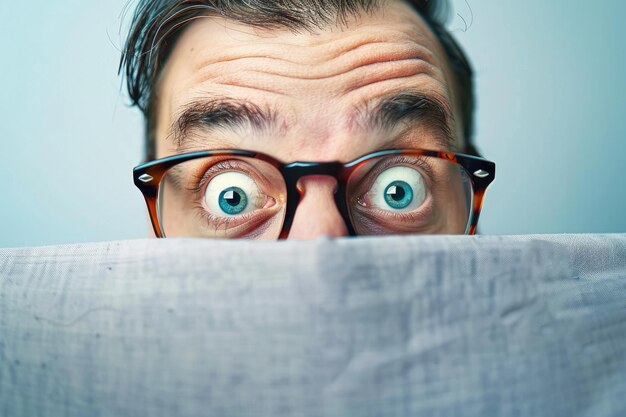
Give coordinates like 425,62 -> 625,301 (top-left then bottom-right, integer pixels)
377,155 -> 435,179
365,204 -> 433,222
187,159 -> 255,195
192,203 -> 257,232
356,155 -> 435,198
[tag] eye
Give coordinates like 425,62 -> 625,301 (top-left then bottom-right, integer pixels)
205,171 -> 260,216
359,166 -> 427,212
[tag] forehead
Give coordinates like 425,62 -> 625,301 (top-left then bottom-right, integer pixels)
155,1 -> 459,158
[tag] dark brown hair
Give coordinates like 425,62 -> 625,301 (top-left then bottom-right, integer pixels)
120,0 -> 477,160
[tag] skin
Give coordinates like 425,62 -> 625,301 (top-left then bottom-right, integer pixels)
154,1 -> 467,239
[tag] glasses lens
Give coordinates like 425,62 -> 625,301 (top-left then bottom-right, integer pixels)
158,156 -> 287,239
345,154 -> 473,235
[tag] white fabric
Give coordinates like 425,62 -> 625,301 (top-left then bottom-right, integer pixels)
1,234 -> 625,416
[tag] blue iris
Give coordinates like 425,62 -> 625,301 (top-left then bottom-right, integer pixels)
384,181 -> 413,209
218,187 -> 248,215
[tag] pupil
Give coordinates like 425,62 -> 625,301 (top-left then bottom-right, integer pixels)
223,190 -> 241,206
387,185 -> 405,201
384,181 -> 413,209
218,186 -> 248,214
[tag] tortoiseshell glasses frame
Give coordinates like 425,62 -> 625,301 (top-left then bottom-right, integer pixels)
133,148 -> 495,239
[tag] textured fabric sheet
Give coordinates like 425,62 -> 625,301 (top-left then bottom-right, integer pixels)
0,234 -> 625,417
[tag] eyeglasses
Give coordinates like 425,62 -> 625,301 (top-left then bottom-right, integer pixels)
133,148 -> 495,239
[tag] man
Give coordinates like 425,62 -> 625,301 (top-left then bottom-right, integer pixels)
123,0 -> 495,240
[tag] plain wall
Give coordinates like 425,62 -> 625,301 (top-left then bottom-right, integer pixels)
1,0 -> 625,247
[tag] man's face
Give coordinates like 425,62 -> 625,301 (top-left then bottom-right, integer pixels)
152,1 -> 469,239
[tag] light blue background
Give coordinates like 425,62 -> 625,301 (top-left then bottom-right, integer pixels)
1,0 -> 625,247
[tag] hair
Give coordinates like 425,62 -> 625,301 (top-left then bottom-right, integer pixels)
120,0 -> 477,160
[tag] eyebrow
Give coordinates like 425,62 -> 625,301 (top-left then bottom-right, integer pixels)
170,98 -> 278,149
359,91 -> 455,151
170,91 -> 455,151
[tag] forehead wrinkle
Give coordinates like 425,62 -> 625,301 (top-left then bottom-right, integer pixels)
210,80 -> 289,97
190,27 -> 440,86
193,46 -> 436,86
191,24 -> 437,71
169,7 -> 447,94
196,59 -> 435,98
184,23 -> 446,102
340,70 -> 449,101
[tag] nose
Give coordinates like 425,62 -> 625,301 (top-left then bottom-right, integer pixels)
287,175 -> 349,240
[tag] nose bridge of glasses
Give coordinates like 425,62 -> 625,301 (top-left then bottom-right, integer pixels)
281,161 -> 345,190
278,161 -> 356,238
282,161 -> 343,175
